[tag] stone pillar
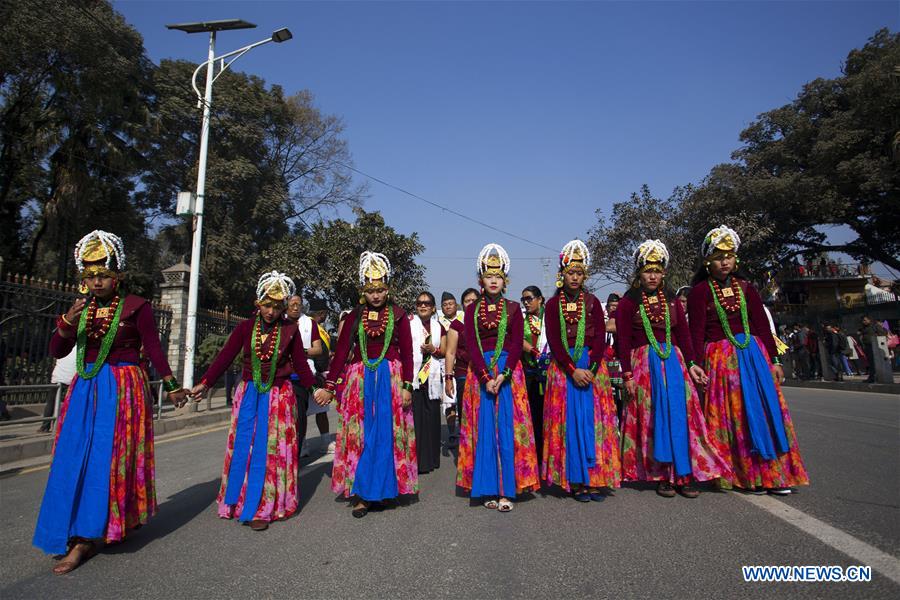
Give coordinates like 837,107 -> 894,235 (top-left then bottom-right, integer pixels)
160,261 -> 191,382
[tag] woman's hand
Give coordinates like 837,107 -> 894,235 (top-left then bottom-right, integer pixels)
486,374 -> 506,395
625,379 -> 637,399
444,378 -> 455,399
421,342 -> 436,355
772,364 -> 785,385
59,298 -> 87,337
688,365 -> 708,386
401,389 -> 412,408
188,383 -> 207,400
572,368 -> 593,388
168,388 -> 189,408
314,388 -> 334,406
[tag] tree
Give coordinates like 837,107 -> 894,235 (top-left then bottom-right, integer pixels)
265,208 -> 426,315
143,61 -> 365,309
0,0 -> 157,286
733,28 -> 900,270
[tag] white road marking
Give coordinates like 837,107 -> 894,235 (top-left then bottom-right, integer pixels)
736,493 -> 900,585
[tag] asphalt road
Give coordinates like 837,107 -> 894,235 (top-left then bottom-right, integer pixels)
1,387 -> 898,599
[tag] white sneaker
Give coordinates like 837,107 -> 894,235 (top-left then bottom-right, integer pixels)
326,440 -> 336,454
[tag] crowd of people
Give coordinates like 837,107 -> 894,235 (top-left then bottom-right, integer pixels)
782,317 -> 890,383
32,226 -> 812,574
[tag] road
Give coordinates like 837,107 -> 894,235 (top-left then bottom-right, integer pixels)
1,387 -> 898,599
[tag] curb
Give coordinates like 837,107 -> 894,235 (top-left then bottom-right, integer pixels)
0,408 -> 232,467
782,379 -> 900,395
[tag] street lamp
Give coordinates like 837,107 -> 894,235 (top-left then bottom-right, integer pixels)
166,19 -> 293,390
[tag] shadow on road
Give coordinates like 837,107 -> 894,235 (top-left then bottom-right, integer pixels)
104,477 -> 220,554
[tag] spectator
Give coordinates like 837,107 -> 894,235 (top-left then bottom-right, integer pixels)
789,324 -> 809,380
805,325 -> 822,380
859,315 -> 887,383
823,324 -> 844,382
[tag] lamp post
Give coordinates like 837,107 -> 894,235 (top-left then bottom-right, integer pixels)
166,19 -> 293,390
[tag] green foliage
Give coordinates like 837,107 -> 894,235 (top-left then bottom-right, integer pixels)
265,208 -> 427,313
196,333 -> 240,369
589,28 -> 900,282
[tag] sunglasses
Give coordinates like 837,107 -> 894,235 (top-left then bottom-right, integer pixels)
521,296 -> 538,303
416,301 -> 434,307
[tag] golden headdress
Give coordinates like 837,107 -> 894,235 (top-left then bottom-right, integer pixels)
559,239 -> 590,274
359,251 -> 392,291
476,243 -> 510,280
256,271 -> 295,306
701,225 -> 741,258
74,230 -> 126,277
633,239 -> 670,273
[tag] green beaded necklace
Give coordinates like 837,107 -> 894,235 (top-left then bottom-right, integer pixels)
251,315 -> 281,393
358,306 -> 395,371
558,291 -> 587,362
638,290 -> 672,360
474,298 -> 508,372
76,297 -> 124,380
708,278 -> 752,350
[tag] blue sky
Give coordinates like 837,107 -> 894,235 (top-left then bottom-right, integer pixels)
115,0 -> 898,299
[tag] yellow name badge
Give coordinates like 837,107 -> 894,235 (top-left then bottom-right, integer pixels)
722,287 -> 734,298
648,295 -> 658,304
566,302 -> 577,312
488,304 -> 497,312
368,311 -> 379,320
96,307 -> 112,318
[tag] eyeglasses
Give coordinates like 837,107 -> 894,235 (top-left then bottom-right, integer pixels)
416,301 -> 434,307
521,296 -> 537,304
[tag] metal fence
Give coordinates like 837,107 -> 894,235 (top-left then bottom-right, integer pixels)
0,274 -> 172,406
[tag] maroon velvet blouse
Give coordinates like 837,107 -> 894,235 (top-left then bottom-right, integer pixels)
463,296 -> 524,380
50,295 -> 173,378
325,304 -> 414,385
614,293 -> 695,373
544,292 -> 606,373
199,317 -> 315,388
449,319 -> 470,377
686,277 -> 777,360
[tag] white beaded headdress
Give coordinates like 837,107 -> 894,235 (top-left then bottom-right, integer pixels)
476,243 -> 510,279
701,225 -> 741,258
633,239 -> 670,272
256,271 -> 295,304
74,230 -> 126,273
559,239 -> 591,274
358,251 -> 392,289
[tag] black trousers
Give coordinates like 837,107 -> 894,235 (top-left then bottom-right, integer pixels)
293,383 -> 310,450
412,388 -> 441,473
525,374 -> 544,464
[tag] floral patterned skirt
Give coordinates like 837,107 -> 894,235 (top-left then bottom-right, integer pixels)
621,345 -> 731,484
541,360 -> 621,491
703,338 -> 810,489
331,360 -> 419,499
457,361 -> 539,496
216,380 -> 299,522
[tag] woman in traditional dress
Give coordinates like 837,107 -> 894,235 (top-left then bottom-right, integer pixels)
541,240 -> 621,501
520,285 -> 549,463
190,271 -> 316,531
457,244 -> 538,512
34,230 -> 187,574
687,226 -> 809,494
313,252 -> 417,518
410,291 -> 447,474
616,240 -> 731,498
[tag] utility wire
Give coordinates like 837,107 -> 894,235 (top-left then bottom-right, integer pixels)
336,162 -> 559,253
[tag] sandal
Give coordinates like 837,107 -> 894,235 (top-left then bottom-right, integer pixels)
351,500 -> 370,518
249,519 -> 269,531
497,498 -> 514,512
483,499 -> 499,510
656,482 -> 676,498
589,489 -> 606,502
53,541 -> 98,575
767,487 -> 792,496
675,484 -> 700,499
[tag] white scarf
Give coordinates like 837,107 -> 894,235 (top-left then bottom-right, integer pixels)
297,314 -> 316,373
410,314 -> 444,399
526,310 -> 549,356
